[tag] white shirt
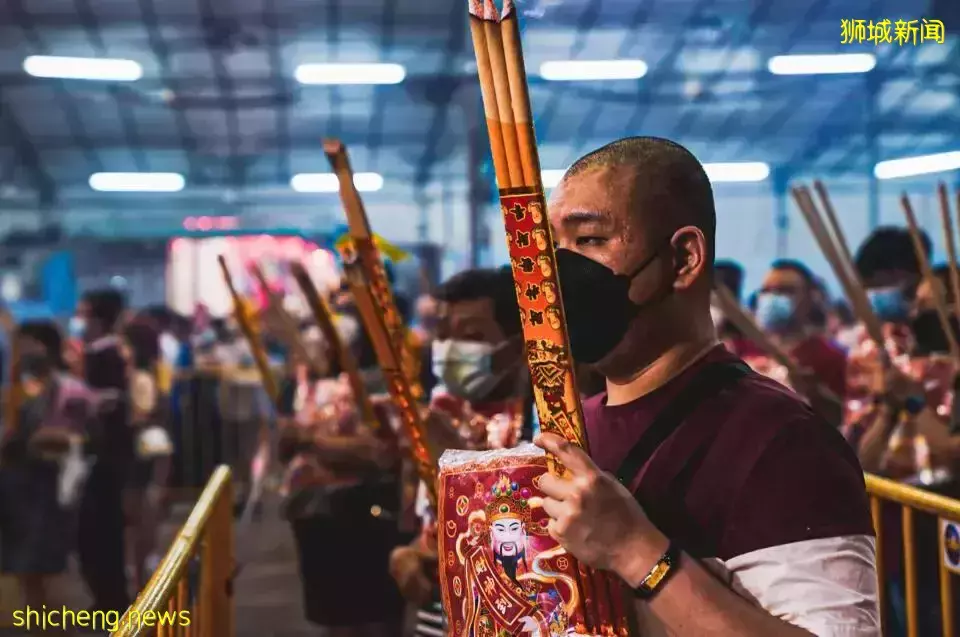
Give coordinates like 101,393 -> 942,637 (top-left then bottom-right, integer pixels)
634,535 -> 881,637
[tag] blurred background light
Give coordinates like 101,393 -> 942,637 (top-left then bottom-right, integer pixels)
539,59 -> 648,81
23,55 -> 143,81
291,173 -> 384,192
874,151 -> 960,180
294,63 -> 406,85
89,173 -> 185,192
703,162 -> 771,183
767,53 -> 876,75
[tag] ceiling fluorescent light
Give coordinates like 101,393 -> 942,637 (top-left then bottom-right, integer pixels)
295,63 -> 405,85
540,59 -> 648,81
24,56 -> 142,81
291,173 -> 384,193
874,151 -> 960,180
541,170 -> 566,188
89,172 -> 184,192
703,162 -> 770,183
767,53 -> 876,75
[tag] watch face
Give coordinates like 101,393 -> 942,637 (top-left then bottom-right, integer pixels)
905,395 -> 926,414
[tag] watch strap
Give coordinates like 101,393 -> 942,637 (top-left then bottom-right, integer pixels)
632,541 -> 682,600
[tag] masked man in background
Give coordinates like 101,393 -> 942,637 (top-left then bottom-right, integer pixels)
743,259 -> 847,425
841,227 -> 959,476
842,227 -> 960,635
389,266 -> 531,637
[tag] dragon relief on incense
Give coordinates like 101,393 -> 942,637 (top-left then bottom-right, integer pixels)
438,448 -> 590,637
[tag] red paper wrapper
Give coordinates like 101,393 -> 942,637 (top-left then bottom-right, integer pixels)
438,444 -> 606,637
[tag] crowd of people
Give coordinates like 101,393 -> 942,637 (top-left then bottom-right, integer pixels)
2,138 -> 959,637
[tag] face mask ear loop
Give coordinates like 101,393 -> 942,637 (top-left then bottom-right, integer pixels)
623,243 -> 665,283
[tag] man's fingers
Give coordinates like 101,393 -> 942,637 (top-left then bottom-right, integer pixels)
537,472 -> 577,501
540,496 -> 564,521
534,433 -> 595,475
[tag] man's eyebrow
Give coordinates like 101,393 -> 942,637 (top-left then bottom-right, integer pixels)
560,210 -> 610,226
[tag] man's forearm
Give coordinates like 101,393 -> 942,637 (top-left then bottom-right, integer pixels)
856,406 -> 896,473
618,531 -> 814,636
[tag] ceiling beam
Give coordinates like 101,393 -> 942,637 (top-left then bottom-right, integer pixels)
0,89 -> 56,201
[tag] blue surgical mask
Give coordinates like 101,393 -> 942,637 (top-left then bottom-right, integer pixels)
432,339 -> 510,403
867,286 -> 910,323
754,293 -> 797,332
68,317 -> 86,340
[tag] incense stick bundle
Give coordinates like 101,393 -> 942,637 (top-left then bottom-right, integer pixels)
249,262 -> 325,378
452,2 -> 629,635
323,140 -> 436,501
901,193 -> 960,360
937,183 -> 960,328
289,262 -> 379,432
792,184 -> 886,352
324,139 -> 425,402
217,256 -> 280,406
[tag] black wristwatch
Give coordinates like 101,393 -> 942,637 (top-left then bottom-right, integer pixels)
904,395 -> 926,415
873,393 -> 926,416
632,541 -> 682,600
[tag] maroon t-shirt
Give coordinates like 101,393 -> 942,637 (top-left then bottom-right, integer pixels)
584,345 -> 873,561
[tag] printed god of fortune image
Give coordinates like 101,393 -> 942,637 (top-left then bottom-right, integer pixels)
460,474 -> 578,637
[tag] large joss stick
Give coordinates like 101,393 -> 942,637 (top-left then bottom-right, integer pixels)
323,140 -> 437,502
791,184 -> 886,353
217,256 -> 281,406
324,140 -> 425,401
288,262 -> 379,431
248,262 -> 326,378
901,193 -> 960,360
461,1 -> 629,636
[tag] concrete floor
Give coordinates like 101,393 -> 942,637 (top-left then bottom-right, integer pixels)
232,500 -> 318,637
0,495 -> 320,636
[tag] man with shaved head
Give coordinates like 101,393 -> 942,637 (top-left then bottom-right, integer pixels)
533,137 -> 880,636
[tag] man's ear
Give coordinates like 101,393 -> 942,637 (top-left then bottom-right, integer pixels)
671,226 -> 708,290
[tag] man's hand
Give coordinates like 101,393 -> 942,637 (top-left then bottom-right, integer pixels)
422,407 -> 466,454
535,433 -> 665,574
389,545 -> 437,606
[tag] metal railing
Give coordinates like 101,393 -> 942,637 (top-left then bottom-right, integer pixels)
866,473 -> 960,637
112,465 -> 234,637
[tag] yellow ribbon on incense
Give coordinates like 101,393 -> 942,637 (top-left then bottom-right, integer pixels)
334,233 -> 410,264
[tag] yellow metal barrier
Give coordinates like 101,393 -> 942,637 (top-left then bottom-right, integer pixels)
112,465 -> 234,637
866,473 -> 960,637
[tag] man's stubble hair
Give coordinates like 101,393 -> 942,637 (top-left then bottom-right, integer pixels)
565,136 -> 718,275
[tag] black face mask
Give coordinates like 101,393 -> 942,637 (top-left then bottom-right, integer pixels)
555,246 -> 668,364
912,310 -> 959,355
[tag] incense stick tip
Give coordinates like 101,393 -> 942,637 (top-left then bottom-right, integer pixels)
322,138 -> 344,156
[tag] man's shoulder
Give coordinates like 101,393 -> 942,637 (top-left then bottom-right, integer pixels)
706,371 -> 872,559
719,370 -> 860,478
